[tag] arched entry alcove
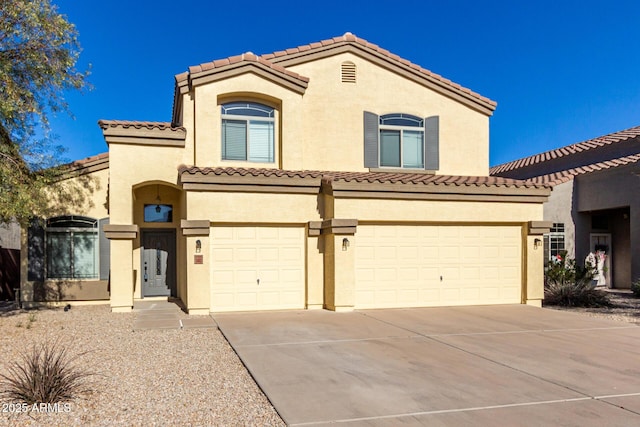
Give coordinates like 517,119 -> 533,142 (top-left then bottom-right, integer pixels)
131,182 -> 185,301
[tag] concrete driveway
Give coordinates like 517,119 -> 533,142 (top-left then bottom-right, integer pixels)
213,305 -> 640,426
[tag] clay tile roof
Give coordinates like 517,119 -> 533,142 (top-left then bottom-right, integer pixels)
179,166 -> 548,190
490,125 -> 640,175
70,152 -> 109,167
182,49 -> 310,85
523,153 -> 640,186
97,120 -> 186,132
176,32 -> 497,110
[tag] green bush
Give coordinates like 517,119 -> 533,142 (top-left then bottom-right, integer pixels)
631,279 -> 640,298
544,251 -> 611,307
0,341 -> 95,404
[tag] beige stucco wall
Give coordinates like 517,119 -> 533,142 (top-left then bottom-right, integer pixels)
334,198 -> 543,223
186,191 -> 322,223
108,144 -> 190,224
191,74 -> 304,170
176,52 -> 490,176
288,52 -> 490,175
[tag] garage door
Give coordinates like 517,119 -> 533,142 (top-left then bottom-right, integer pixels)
210,226 -> 305,312
356,225 -> 522,309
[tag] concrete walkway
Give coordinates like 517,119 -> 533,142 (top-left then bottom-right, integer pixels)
133,299 -> 216,331
214,305 -> 640,426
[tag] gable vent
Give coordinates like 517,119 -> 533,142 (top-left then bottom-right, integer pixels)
341,61 -> 356,83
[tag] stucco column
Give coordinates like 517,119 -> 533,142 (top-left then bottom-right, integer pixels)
103,225 -> 138,312
307,222 -> 324,309
322,219 -> 357,312
523,221 -> 552,307
181,220 -> 210,315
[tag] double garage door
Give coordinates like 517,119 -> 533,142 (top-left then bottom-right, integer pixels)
209,224 -> 523,312
355,225 -> 522,309
210,226 -> 305,312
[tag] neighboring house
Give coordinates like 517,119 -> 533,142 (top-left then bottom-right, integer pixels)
491,126 -> 640,289
21,33 -> 551,313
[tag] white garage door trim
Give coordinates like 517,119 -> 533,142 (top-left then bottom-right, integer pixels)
356,224 -> 522,309
210,226 -> 305,312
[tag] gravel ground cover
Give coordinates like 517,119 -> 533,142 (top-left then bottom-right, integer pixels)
544,289 -> 640,324
0,304 -> 284,426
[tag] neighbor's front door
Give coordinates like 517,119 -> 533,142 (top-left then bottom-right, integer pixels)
141,230 -> 175,297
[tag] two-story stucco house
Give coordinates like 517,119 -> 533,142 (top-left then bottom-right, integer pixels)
20,33 -> 551,313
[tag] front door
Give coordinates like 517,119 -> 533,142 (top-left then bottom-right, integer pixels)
142,230 -> 176,297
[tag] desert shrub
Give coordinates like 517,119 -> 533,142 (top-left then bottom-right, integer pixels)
631,279 -> 640,298
0,340 -> 95,404
544,251 -> 610,307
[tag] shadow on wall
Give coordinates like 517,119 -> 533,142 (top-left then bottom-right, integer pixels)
0,248 -> 20,301
30,280 -> 109,302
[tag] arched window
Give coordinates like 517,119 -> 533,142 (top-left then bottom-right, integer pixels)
46,216 -> 99,279
379,113 -> 424,169
221,102 -> 275,163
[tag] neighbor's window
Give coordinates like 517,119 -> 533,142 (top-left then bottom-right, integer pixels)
543,222 -> 565,262
379,113 -> 424,169
221,102 -> 275,163
46,216 -> 99,279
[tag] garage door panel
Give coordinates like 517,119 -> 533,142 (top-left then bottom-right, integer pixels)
237,248 -> 257,262
356,225 -> 522,309
211,226 -> 305,312
212,248 -> 233,262
237,269 -> 257,283
237,227 -> 257,240
398,267 -> 418,281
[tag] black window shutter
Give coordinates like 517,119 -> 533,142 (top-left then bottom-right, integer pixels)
98,217 -> 110,281
363,111 -> 379,168
27,220 -> 45,282
425,116 -> 440,171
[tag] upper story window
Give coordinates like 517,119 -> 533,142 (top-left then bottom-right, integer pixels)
46,216 -> 99,280
365,111 -> 439,171
221,102 -> 275,163
379,113 -> 424,169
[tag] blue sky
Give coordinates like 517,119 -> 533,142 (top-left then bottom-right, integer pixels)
52,0 -> 640,167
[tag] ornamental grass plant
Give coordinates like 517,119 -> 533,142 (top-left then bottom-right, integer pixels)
0,339 -> 96,404
544,251 -> 611,308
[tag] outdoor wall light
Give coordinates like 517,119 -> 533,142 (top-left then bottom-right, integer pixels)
155,184 -> 162,213
196,240 -> 201,253
534,238 -> 542,249
342,237 -> 350,251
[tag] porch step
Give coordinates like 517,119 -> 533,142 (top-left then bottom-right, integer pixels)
132,299 -> 216,331
133,299 -> 181,330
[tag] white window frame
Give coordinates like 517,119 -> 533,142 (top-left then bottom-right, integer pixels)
221,102 -> 275,163
543,222 -> 565,262
378,113 -> 425,169
45,216 -> 99,280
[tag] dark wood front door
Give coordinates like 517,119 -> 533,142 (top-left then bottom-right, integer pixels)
141,230 -> 176,297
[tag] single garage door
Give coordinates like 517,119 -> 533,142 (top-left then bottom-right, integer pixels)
356,225 -> 522,309
210,226 -> 305,312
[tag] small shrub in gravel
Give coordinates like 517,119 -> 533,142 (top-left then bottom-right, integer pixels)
544,252 -> 611,307
0,340 -> 97,404
545,280 -> 611,307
